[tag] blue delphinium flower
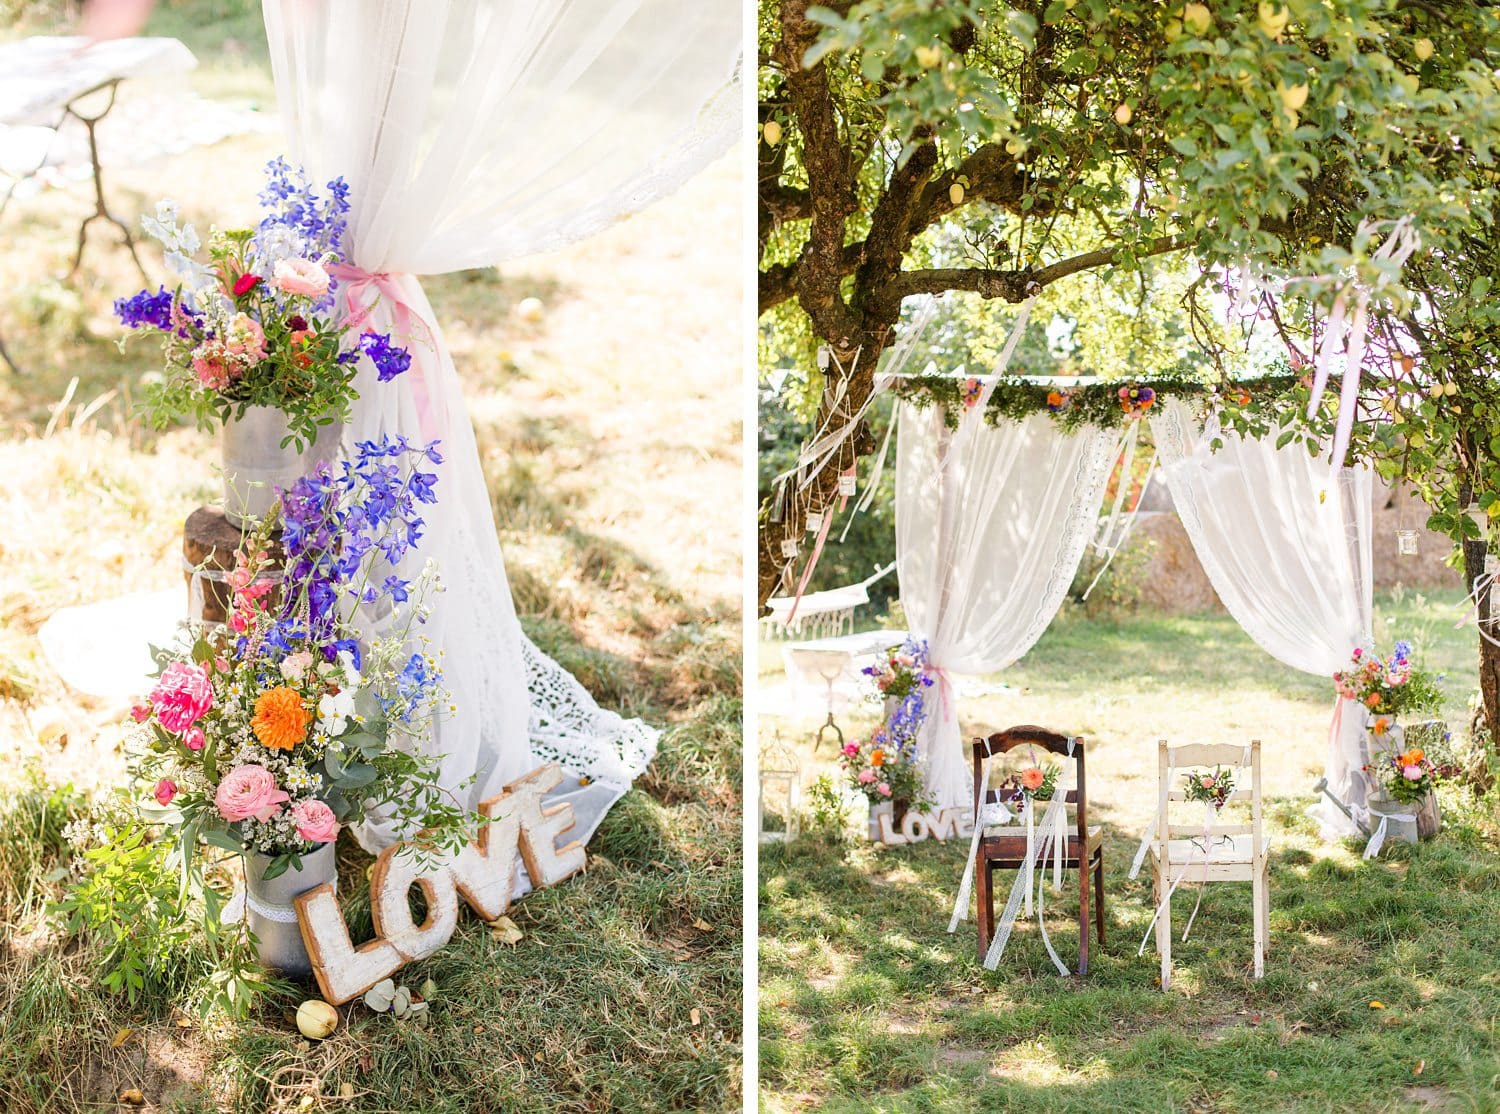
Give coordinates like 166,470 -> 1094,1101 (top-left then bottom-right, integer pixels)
357,331 -> 412,382
253,157 -> 352,312
274,436 -> 441,659
114,287 -> 175,331
1392,639 -> 1413,662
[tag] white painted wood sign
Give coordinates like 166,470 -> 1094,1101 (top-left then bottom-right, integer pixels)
294,764 -> 586,1005
872,806 -> 975,845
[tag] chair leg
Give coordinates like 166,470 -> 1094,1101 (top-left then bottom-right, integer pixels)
1251,871 -> 1266,979
975,859 -> 993,964
1078,853 -> 1090,976
1094,859 -> 1107,946
1156,869 -> 1172,991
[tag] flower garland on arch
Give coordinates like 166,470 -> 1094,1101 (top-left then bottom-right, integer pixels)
888,370 -> 1308,432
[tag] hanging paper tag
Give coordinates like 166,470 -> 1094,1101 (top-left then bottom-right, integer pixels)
780,539 -> 799,559
838,474 -> 857,497
805,511 -> 824,534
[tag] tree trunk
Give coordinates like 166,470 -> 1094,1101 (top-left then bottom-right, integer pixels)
1461,533 -> 1500,749
756,330 -> 890,611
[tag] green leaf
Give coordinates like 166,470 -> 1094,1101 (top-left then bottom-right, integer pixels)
336,762 -> 378,790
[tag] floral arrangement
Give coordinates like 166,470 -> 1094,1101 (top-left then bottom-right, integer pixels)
60,437 -> 472,1010
1333,641 -> 1444,724
996,760 -> 1059,814
1363,744 -> 1442,805
1046,389 -> 1071,413
839,724 -> 932,812
116,158 -> 412,450
862,637 -> 934,702
961,377 -> 984,409
1117,383 -> 1156,418
1183,766 -> 1235,811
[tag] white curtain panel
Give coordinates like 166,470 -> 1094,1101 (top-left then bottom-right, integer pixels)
261,0 -> 739,849
895,404 -> 1117,809
1152,398 -> 1374,837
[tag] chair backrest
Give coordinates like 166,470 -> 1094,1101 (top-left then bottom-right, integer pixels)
1156,740 -> 1262,860
972,727 -> 1088,839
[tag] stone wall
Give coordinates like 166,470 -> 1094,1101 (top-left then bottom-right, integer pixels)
1122,481 -> 1461,615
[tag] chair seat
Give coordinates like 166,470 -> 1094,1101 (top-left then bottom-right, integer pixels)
1148,834 -> 1270,870
980,824 -> 1103,863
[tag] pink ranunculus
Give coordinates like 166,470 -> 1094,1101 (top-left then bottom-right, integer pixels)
150,661 -> 214,734
876,782 -> 892,797
272,257 -> 330,298
842,742 -> 859,757
858,769 -> 876,784
183,726 -> 206,751
1402,765 -> 1424,781
154,778 -> 177,805
215,764 -> 289,822
291,798 -> 340,844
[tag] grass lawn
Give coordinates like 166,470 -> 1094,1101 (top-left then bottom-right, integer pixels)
759,591 -> 1500,1112
0,6 -> 742,1111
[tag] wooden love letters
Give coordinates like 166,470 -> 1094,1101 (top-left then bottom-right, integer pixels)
872,806 -> 975,845
294,764 -> 586,1004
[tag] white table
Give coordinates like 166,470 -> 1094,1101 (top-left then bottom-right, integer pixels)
0,36 -> 196,371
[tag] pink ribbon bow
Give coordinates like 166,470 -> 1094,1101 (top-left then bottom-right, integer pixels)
325,263 -> 443,443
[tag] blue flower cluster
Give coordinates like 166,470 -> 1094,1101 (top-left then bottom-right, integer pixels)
114,286 -> 174,331
357,331 -> 413,382
1392,639 -> 1413,663
268,436 -> 443,662
395,652 -> 432,720
254,157 -> 351,312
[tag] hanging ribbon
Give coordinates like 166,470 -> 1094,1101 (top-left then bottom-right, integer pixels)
326,263 -> 444,444
1301,218 -> 1421,474
1362,808 -> 1417,859
983,787 -> 1070,975
1022,797 -> 1035,916
947,795 -> 1015,934
784,500 -> 837,626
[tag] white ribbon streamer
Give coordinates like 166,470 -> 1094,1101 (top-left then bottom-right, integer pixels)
947,798 -> 1015,934
1361,809 -> 1417,859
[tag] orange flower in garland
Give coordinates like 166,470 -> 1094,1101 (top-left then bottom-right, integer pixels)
251,685 -> 311,751
870,748 -> 886,768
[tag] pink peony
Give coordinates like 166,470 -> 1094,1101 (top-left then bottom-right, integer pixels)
857,769 -> 876,784
183,726 -> 206,751
291,798 -> 340,844
150,661 -> 214,734
876,782 -> 892,797
1402,765 -> 1424,781
215,764 -> 289,822
154,778 -> 177,806
272,257 -> 330,298
842,742 -> 859,757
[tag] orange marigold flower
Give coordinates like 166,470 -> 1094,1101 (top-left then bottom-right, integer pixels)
251,685 -> 311,751
870,748 -> 885,767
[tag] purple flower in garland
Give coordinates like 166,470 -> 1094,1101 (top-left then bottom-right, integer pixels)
357,331 -> 412,382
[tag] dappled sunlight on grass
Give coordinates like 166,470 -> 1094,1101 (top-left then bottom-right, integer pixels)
761,603 -> 1500,1111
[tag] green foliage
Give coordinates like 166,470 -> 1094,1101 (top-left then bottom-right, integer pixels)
803,774 -> 854,842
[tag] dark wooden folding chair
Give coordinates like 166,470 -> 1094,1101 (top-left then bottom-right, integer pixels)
970,726 -> 1106,973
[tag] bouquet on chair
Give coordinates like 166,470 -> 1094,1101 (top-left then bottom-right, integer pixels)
58,437 -> 471,1011
116,158 -> 412,451
1183,766 -> 1235,811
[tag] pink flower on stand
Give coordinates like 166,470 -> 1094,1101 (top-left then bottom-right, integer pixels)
876,782 -> 892,797
857,769 -> 876,784
154,779 -> 177,806
291,799 -> 340,844
272,257 -> 330,298
842,742 -> 859,758
215,765 -> 289,822
149,661 -> 213,734
1402,765 -> 1424,781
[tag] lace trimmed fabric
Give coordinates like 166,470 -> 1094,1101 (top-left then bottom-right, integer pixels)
261,0 -> 739,850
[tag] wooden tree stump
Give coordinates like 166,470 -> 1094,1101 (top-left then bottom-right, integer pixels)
182,505 -> 249,624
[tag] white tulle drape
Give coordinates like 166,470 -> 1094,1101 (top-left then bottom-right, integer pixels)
261,0 -> 739,849
895,405 -> 1117,810
1152,399 -> 1374,837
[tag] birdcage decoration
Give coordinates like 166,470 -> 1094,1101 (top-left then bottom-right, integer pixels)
758,736 -> 801,845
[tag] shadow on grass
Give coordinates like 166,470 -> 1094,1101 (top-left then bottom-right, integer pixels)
760,806 -> 1500,1113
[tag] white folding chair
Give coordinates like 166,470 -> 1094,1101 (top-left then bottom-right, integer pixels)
1142,741 -> 1268,990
